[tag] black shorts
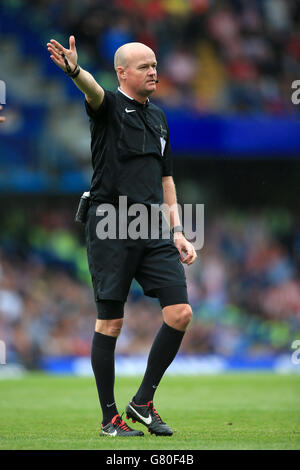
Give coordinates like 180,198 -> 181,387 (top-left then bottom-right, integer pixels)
85,204 -> 188,317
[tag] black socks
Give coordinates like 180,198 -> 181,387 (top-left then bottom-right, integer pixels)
91,331 -> 118,425
91,323 -> 185,424
134,322 -> 185,405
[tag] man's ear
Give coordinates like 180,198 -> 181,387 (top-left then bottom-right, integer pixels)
116,66 -> 127,80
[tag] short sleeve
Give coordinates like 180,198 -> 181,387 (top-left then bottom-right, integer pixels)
84,90 -> 109,121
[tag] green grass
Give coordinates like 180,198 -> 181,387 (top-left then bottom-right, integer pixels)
0,372 -> 299,450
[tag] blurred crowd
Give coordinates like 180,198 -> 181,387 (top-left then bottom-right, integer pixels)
1,0 -> 299,186
2,0 -> 300,113
0,201 -> 300,369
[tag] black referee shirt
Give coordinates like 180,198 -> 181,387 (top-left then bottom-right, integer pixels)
85,88 -> 173,206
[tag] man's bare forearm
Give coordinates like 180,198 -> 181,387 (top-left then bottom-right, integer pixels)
72,67 -> 104,109
162,176 -> 181,229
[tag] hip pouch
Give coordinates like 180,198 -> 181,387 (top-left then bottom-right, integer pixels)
75,191 -> 90,224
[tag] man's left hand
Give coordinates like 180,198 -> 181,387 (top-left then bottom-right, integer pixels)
173,233 -> 198,265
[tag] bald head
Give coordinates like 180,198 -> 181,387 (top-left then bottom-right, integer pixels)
114,42 -> 155,71
114,42 -> 158,102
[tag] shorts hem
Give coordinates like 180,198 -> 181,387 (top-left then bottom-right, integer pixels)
96,299 -> 125,320
96,295 -> 128,303
144,283 -> 187,298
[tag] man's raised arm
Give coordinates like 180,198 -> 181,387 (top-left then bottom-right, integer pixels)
47,35 -> 104,111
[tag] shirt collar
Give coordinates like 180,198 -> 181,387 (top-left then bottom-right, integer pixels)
118,87 -> 133,100
118,87 -> 149,107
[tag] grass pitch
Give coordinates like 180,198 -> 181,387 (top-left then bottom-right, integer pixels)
0,372 -> 299,450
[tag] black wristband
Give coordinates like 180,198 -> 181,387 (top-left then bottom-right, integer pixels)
62,53 -> 80,78
67,64 -> 80,79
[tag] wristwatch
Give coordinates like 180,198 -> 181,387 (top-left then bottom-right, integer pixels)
172,225 -> 184,235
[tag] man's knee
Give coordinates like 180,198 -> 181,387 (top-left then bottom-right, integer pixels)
163,304 -> 193,331
177,304 -> 193,329
95,318 -> 123,337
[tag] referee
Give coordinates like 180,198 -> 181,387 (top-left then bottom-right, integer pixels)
47,36 -> 197,437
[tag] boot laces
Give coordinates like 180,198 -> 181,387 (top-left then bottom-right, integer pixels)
147,401 -> 162,422
113,414 -> 131,431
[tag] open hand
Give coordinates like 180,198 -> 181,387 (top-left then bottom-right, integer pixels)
47,35 -> 78,73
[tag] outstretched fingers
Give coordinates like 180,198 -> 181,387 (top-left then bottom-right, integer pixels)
49,38 -> 66,54
49,54 -> 63,68
47,39 -> 70,69
47,47 -> 64,68
47,44 -> 63,61
47,36 -> 77,72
